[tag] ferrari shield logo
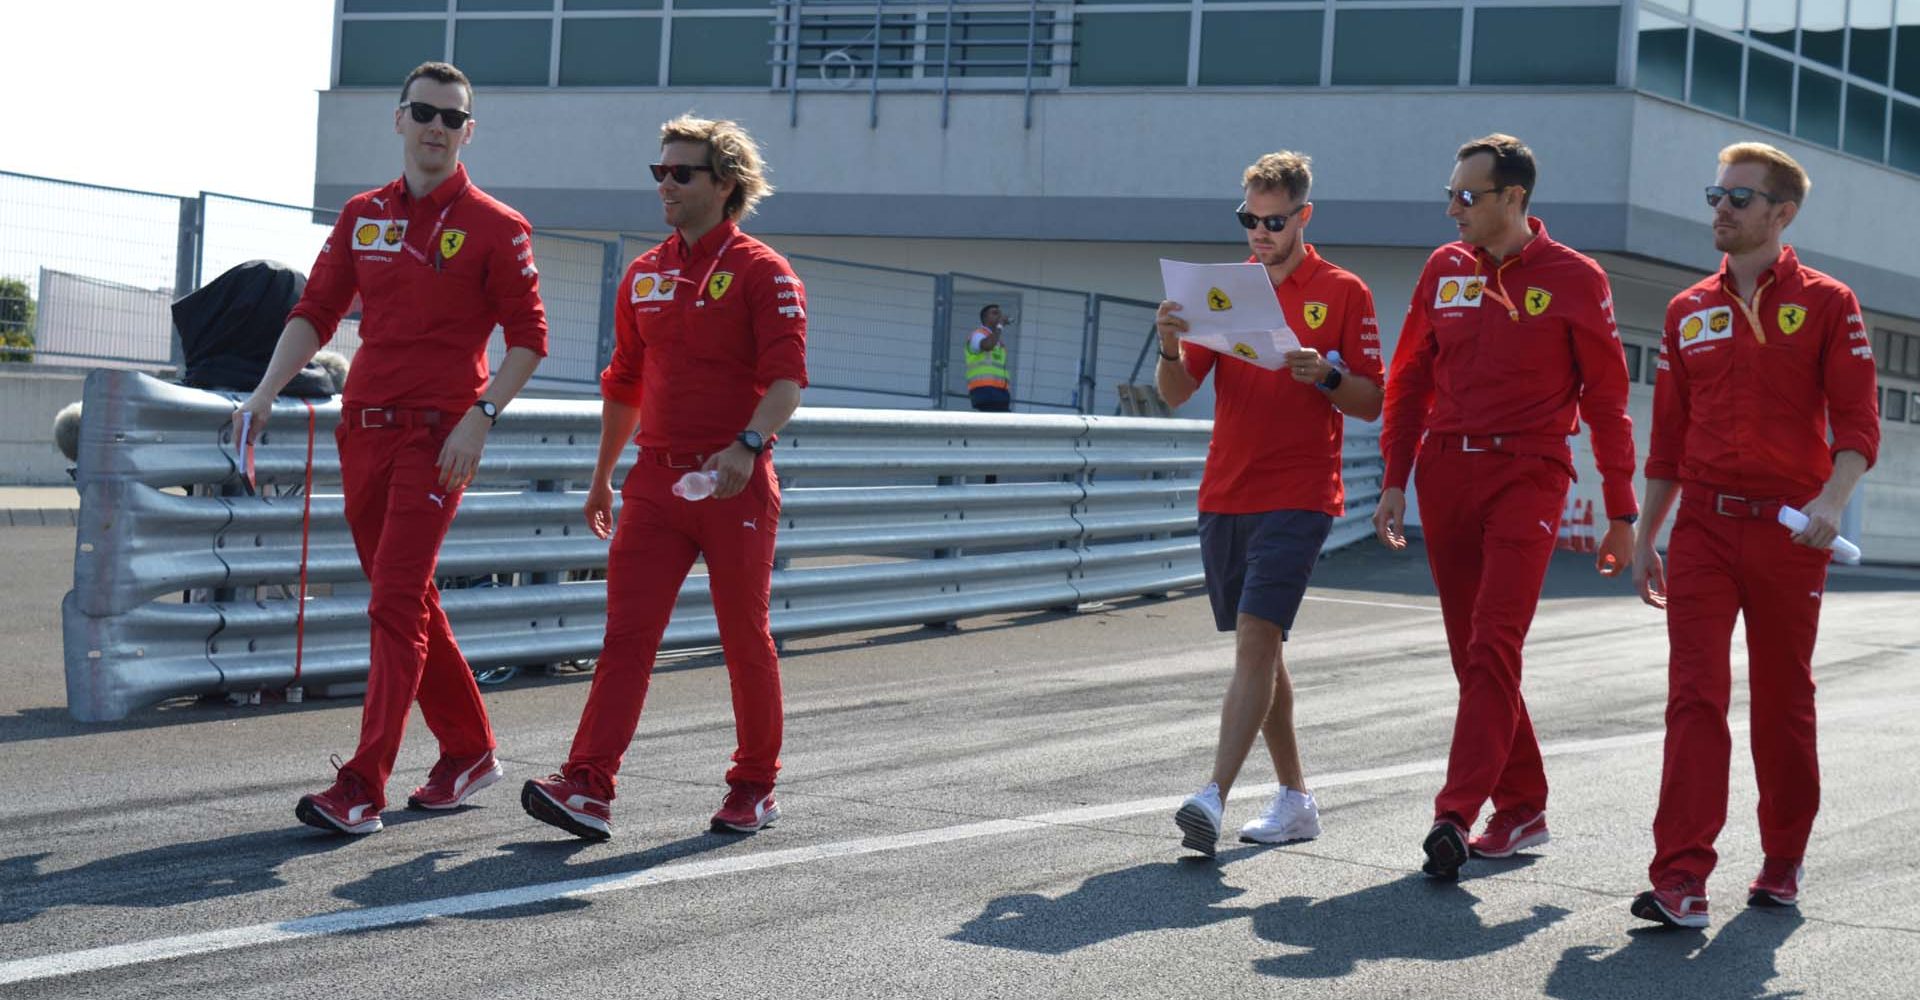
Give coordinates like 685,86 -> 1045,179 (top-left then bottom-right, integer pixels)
1231,342 -> 1259,360
1303,302 -> 1328,329
1525,287 -> 1552,317
1778,303 -> 1807,335
1207,287 -> 1232,312
439,229 -> 466,260
707,271 -> 734,300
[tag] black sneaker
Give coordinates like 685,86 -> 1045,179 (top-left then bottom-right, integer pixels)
1422,821 -> 1469,880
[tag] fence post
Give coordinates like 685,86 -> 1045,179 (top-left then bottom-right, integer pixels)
1079,293 -> 1099,414
170,195 -> 205,373
930,273 -> 954,408
596,238 -> 622,371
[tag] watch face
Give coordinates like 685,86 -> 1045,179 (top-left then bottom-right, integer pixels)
740,431 -> 763,451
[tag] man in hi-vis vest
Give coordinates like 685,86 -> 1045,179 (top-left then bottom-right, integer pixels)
966,304 -> 1012,412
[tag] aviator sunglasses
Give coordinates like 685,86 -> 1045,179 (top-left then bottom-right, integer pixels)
1235,202 -> 1297,232
401,101 -> 472,129
650,163 -> 717,184
1704,185 -> 1785,210
1444,185 -> 1509,208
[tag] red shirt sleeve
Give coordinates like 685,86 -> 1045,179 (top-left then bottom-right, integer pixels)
747,253 -> 808,389
1571,269 -> 1639,519
1381,265 -> 1440,491
598,260 -> 646,407
1645,299 -> 1690,482
488,216 -> 548,357
1825,287 -> 1881,468
1181,341 -> 1217,383
287,207 -> 362,347
1342,280 -> 1384,385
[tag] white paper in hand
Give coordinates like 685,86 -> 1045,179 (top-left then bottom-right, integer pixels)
1159,259 -> 1302,370
1777,505 -> 1862,564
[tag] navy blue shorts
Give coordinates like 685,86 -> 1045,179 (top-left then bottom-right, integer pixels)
1197,509 -> 1334,638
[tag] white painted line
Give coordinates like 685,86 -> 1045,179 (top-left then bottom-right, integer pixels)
1302,594 -> 1444,613
0,723 -> 1702,987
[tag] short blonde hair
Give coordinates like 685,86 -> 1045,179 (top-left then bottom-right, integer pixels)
1719,141 -> 1810,205
660,115 -> 773,220
1243,151 -> 1312,204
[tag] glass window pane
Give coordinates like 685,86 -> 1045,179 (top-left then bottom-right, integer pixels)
1623,343 -> 1643,381
1797,68 -> 1842,146
1892,99 -> 1920,171
340,19 -> 446,87
1747,49 -> 1794,131
1638,9 -> 1688,99
455,19 -> 552,86
669,16 -> 773,85
1852,0 -> 1895,81
1472,7 -> 1619,85
1199,11 -> 1321,85
1909,334 -> 1920,375
560,17 -> 660,85
1896,10 -> 1920,97
1694,0 -> 1744,30
1749,0 -> 1797,49
1333,9 -> 1461,85
566,0 -> 662,8
926,11 -> 1058,79
1691,30 -> 1742,115
678,0 -> 772,8
801,15 -> 916,80
1073,13 -> 1189,85
459,0 -> 549,10
1846,85 -> 1888,159
345,0 -> 444,11
1887,386 -> 1910,420
1801,0 -> 1846,69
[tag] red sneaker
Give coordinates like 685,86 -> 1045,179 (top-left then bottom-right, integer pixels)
712,783 -> 779,833
1632,874 -> 1710,928
295,758 -> 383,835
407,750 -> 504,810
522,771 -> 612,841
1469,808 -> 1549,858
1748,858 -> 1803,907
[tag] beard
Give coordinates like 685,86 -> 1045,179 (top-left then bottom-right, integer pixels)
1713,225 -> 1764,255
1254,239 -> 1297,266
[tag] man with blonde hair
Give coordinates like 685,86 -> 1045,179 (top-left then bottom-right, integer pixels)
524,116 -> 808,840
1156,151 -> 1385,856
1630,142 -> 1878,928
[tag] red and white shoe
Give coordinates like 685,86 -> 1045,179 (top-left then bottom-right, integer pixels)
1633,874 -> 1710,928
1469,808 -> 1549,858
295,757 -> 383,835
407,749 -> 504,810
1748,858 -> 1804,907
522,771 -> 613,841
712,783 -> 779,833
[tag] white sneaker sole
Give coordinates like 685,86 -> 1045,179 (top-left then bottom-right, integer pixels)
410,761 -> 505,811
1239,819 -> 1321,844
713,802 -> 780,833
1174,802 -> 1220,856
295,797 -> 383,835
1470,826 -> 1549,858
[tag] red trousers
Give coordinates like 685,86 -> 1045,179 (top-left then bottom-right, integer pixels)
566,452 -> 784,798
1651,488 -> 1827,884
336,418 -> 493,807
1415,448 -> 1569,829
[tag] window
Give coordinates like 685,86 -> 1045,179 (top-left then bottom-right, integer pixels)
455,19 -> 553,86
339,20 -> 446,87
1199,11 -> 1322,86
1333,9 -> 1461,85
1646,349 -> 1662,385
1847,85 -> 1888,158
1471,7 -> 1619,85
1694,0 -> 1743,30
1850,0 -> 1895,83
1875,329 -> 1896,372
1073,13 -> 1189,85
1909,333 -> 1920,376
1623,342 -> 1643,382
560,18 -> 661,85
1747,49 -> 1794,131
1797,68 -> 1843,147
345,0 -> 443,10
1638,8 -> 1688,99
1898,6 -> 1920,98
1911,392 -> 1920,423
928,11 -> 1059,79
1749,0 -> 1797,49
670,17 -> 774,85
1802,3 -> 1846,70
565,0 -> 662,8
1893,100 -> 1920,171
1691,30 -> 1743,115
459,0 -> 550,9
1887,385 -> 1910,421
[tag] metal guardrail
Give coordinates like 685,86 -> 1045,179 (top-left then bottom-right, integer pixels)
63,372 -> 1383,722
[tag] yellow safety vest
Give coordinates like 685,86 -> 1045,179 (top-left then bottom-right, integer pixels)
965,329 -> 1009,391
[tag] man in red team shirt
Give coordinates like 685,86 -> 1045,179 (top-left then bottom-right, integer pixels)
1373,134 -> 1638,880
236,62 -> 548,834
523,117 -> 807,840
1154,152 -> 1385,857
1629,143 -> 1879,929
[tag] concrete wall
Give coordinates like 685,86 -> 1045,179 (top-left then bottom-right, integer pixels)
0,365 -> 87,486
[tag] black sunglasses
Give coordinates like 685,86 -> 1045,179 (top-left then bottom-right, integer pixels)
1444,184 -> 1508,208
650,163 -> 717,184
1235,202 -> 1297,233
401,101 -> 472,129
1705,185 -> 1785,210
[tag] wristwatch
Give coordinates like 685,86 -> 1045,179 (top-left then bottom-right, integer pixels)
473,400 -> 499,425
1317,368 -> 1344,392
736,430 -> 766,455
1613,513 -> 1638,526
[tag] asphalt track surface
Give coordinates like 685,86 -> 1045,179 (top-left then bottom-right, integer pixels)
3,523 -> 1917,999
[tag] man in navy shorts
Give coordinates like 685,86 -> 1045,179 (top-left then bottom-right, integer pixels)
1154,151 -> 1384,855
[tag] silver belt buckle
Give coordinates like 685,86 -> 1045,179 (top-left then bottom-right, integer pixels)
359,408 -> 385,429
1459,435 -> 1487,453
1714,494 -> 1748,517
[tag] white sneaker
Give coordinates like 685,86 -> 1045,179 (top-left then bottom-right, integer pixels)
1239,787 -> 1321,844
1174,783 -> 1224,856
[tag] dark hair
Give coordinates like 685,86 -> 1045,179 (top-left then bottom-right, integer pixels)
980,304 -> 1001,324
1457,133 -> 1536,211
400,62 -> 473,111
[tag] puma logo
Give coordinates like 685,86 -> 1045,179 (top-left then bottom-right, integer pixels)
370,196 -> 386,209
1539,520 -> 1554,535
742,518 -> 758,530
1448,254 -> 1464,266
1809,591 -> 1822,601
1688,292 -> 1706,303
427,493 -> 445,508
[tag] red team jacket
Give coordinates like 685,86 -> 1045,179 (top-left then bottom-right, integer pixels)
291,164 -> 549,412
1382,218 -> 1640,519
1647,246 -> 1880,497
600,219 -> 809,451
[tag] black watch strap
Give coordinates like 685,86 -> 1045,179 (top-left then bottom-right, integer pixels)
474,400 -> 499,424
1317,368 -> 1344,392
737,430 -> 766,454
1613,513 -> 1638,526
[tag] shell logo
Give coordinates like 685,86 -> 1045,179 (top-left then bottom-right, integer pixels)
1681,316 -> 1703,341
633,275 -> 655,299
355,223 -> 378,246
1439,280 -> 1461,302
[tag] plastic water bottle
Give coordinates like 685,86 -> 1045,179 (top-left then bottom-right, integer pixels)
672,469 -> 719,501
1776,505 -> 1863,564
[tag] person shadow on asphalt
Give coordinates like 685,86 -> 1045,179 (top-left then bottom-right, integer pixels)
948,849 -> 1262,954
0,832 -> 359,926
1543,907 -> 1806,1000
